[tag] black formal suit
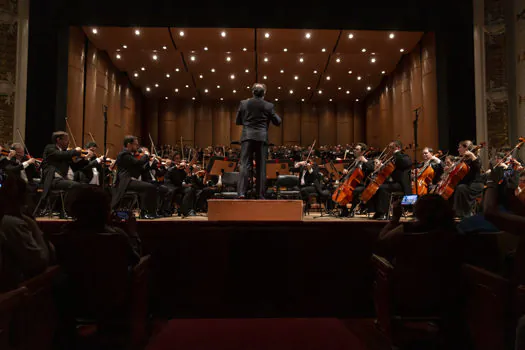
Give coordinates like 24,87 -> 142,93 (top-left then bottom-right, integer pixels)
111,149 -> 157,214
142,158 -> 174,214
4,157 -> 39,186
347,159 -> 375,213
371,151 -> 413,215
73,156 -> 103,185
235,96 -> 282,198
165,165 -> 196,215
41,144 -> 83,198
295,164 -> 333,210
453,158 -> 484,217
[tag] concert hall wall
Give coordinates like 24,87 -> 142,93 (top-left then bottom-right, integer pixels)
144,98 -> 366,147
66,27 -> 143,156
365,32 -> 438,151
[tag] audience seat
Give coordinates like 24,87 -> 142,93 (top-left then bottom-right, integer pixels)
0,287 -> 26,350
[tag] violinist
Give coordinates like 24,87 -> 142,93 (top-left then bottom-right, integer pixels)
341,143 -> 374,217
141,147 -> 174,217
0,145 -> 11,170
73,142 -> 105,185
165,152 -> 197,217
295,158 -> 333,212
3,143 -> 39,190
452,140 -> 484,218
111,135 -> 158,219
369,140 -> 412,220
41,131 -> 86,200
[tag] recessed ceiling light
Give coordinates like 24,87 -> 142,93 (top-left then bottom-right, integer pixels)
280,69 -> 284,73
278,86 -> 281,90
199,74 -> 203,79
246,86 -> 250,89
242,47 -> 247,51
221,31 -> 227,37
230,74 -> 235,79
289,90 -> 294,94
263,75 -> 268,80
371,52 -> 376,55
226,56 -> 231,62
175,68 -> 180,72
152,54 -> 158,60
155,83 -> 159,87
400,48 -> 405,52
275,98 -> 279,101
313,70 -> 318,74
348,33 -> 354,39
322,48 -> 326,52
204,89 -> 209,93
163,46 -> 167,50
245,69 -> 249,73
210,68 -> 215,72
133,73 -> 138,77
116,49 -> 121,52
357,76 -> 362,80
283,48 -> 288,52
179,31 -> 185,37
220,98 -> 224,101
217,85 -> 220,88
294,75 -> 299,80
348,70 -> 353,74
185,85 -> 189,88
305,32 -> 311,39
146,87 -> 150,91
175,88 -> 179,92
135,29 -> 141,36
190,55 -> 196,61
141,67 -> 145,71
346,90 -> 350,94
338,87 -> 342,90
381,70 -> 386,74
301,98 -> 305,102
299,57 -> 304,63
329,99 -> 333,102
361,48 -> 366,53
166,74 -> 170,78
326,76 -> 331,80
370,58 -> 376,63
318,90 -> 322,94
355,98 -> 359,101
367,86 -> 372,91
116,54 -> 121,59
122,45 -> 127,49
264,57 -> 269,62
92,28 -> 98,34
336,58 -> 341,63
204,46 -> 208,51
389,33 -> 395,39
233,89 -> 237,93
307,86 -> 311,90
265,32 -> 270,38
192,97 -> 196,100
165,97 -> 168,100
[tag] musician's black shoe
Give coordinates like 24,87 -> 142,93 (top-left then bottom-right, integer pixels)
348,210 -> 355,218
141,214 -> 157,220
372,212 -> 387,220
238,194 -> 246,199
340,207 -> 349,217
185,210 -> 197,217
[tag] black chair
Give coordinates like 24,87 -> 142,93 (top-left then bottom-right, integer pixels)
116,191 -> 140,213
387,191 -> 406,220
33,190 -> 67,218
214,172 -> 239,199
275,175 -> 301,200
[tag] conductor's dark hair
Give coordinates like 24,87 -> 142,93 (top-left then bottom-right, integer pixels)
123,135 -> 137,147
252,83 -> 266,98
52,131 -> 68,144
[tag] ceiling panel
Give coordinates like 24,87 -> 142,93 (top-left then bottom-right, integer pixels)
169,28 -> 255,52
257,29 -> 339,54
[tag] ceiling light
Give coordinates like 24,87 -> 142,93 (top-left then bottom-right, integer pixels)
242,47 -> 247,51
217,85 -> 220,88
190,55 -> 196,61
155,83 -> 159,87
299,57 -> 304,63
400,48 -> 405,52
371,52 -> 376,55
305,32 -> 311,39
210,68 -> 215,72
348,70 -> 353,74
361,48 -> 366,53
246,86 -> 250,89
204,89 -> 209,93
348,33 -> 354,39
221,31 -> 227,37
322,48 -> 326,52
166,74 -> 170,78
264,57 -> 269,62
346,90 -> 350,94
135,29 -> 141,36
294,75 -> 299,80
278,86 -> 281,90
329,99 -> 333,102
289,90 -> 294,94
175,88 -> 179,92
122,45 -> 127,49
370,58 -> 376,63
220,98 -> 224,101
199,74 -> 203,79
326,76 -> 331,80
175,68 -> 180,72
313,70 -> 318,74
146,87 -> 150,91
338,87 -> 342,90
280,69 -> 284,73
92,28 -> 98,34
203,46 -> 208,51
389,33 -> 395,39
381,70 -> 386,74
163,46 -> 167,50
116,48 -> 121,52
226,56 -> 231,62
233,90 -> 236,93
179,31 -> 184,36
165,97 -> 168,100
355,98 -> 359,102
318,90 -> 322,94
152,54 -> 158,60
141,67 -> 145,71
283,48 -> 288,52
245,69 -> 249,73
307,86 -> 311,90
230,74 -> 235,79
336,58 -> 341,63
116,54 -> 121,59
357,76 -> 362,80
275,98 -> 279,101
185,85 -> 189,88
263,75 -> 267,80
192,97 -> 196,100
301,98 -> 305,102
133,73 -> 138,77
265,32 -> 270,38
367,86 -> 372,91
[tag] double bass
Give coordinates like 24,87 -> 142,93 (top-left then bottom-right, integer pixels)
434,143 -> 485,200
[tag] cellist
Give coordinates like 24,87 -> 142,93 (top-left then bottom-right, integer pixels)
412,147 -> 444,194
368,140 -> 412,220
340,143 -> 374,217
452,140 -> 484,218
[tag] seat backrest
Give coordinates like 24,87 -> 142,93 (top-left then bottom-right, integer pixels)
0,287 -> 26,350
371,254 -> 394,340
19,266 -> 61,350
221,172 -> 239,187
275,175 -> 299,189
53,232 -> 131,318
463,264 -> 510,350
129,255 -> 151,350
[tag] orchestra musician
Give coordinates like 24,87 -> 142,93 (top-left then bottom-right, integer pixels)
3,143 -> 39,190
413,147 -> 444,190
369,140 -> 413,220
236,83 -> 282,199
111,135 -> 158,219
341,143 -> 374,217
73,142 -> 105,185
164,152 -> 197,217
141,148 -> 174,217
452,140 -> 484,218
295,159 -> 332,211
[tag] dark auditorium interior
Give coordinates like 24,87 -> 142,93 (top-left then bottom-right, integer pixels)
1,0 -> 525,349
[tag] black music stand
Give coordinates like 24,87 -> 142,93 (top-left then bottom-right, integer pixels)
324,160 -> 352,181
206,156 -> 238,176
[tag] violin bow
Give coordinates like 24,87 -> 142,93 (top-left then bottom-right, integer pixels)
64,116 -> 78,148
304,139 -> 317,164
16,128 -> 32,158
89,132 -> 96,144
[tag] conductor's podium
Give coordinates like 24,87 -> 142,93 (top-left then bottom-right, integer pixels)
207,199 -> 303,221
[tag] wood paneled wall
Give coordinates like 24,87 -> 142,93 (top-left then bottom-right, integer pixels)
147,99 -> 365,147
67,27 -> 143,158
365,32 -> 438,152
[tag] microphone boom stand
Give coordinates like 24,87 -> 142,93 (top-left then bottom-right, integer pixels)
413,108 -> 420,197
102,105 -> 108,190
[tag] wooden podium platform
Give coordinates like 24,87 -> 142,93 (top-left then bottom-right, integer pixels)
207,199 -> 303,221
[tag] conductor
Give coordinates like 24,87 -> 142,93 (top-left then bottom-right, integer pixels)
236,83 -> 282,199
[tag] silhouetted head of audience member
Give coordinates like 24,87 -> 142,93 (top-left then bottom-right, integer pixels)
68,187 -> 111,230
413,194 -> 456,231
0,174 -> 28,218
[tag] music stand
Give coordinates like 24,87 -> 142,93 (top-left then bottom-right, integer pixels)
325,160 -> 351,180
206,156 -> 238,175
266,159 -> 294,179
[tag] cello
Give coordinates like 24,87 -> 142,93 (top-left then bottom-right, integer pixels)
360,146 -> 397,204
331,148 -> 372,206
434,142 -> 485,200
411,150 -> 443,195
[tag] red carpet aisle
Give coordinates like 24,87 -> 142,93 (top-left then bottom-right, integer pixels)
146,318 -> 367,350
